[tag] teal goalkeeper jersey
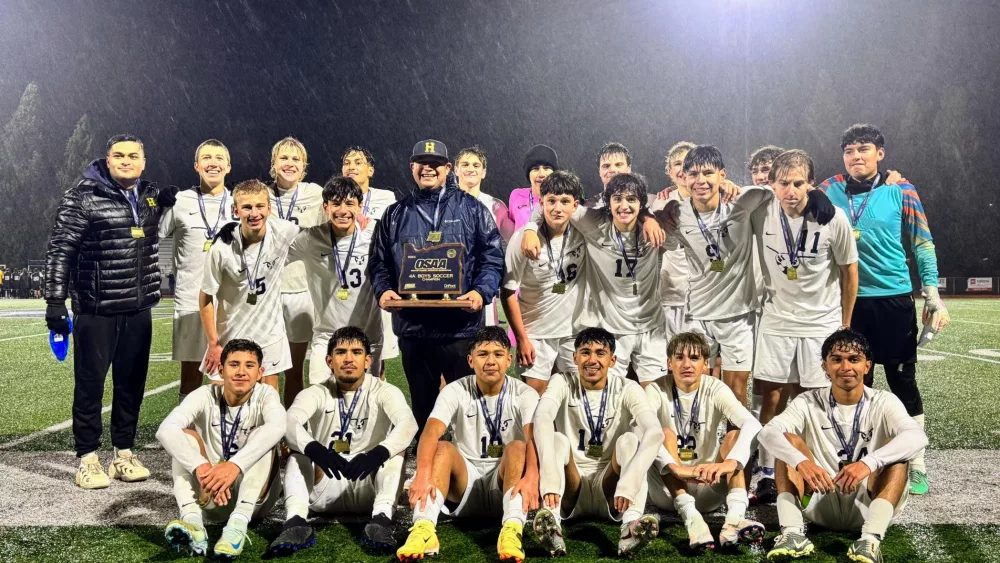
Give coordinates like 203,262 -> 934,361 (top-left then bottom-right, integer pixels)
819,174 -> 938,298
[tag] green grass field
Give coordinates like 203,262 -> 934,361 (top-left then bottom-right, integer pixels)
1,297 -> 998,562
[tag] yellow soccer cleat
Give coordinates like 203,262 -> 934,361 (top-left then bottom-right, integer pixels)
108,449 -> 150,482
497,521 -> 525,563
396,520 -> 440,561
75,453 -> 111,490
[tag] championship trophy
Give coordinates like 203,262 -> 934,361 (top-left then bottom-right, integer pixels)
392,242 -> 472,308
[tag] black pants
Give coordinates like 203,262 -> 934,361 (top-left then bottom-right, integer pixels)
72,309 -> 153,456
399,336 -> 474,432
852,294 -> 923,416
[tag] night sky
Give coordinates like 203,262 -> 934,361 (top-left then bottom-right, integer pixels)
1,0 -> 998,275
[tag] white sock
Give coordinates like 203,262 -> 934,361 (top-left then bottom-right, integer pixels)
413,488 -> 445,526
724,488 -> 749,526
502,492 -> 526,526
232,451 -> 272,524
910,415 -> 926,473
673,493 -> 700,526
760,449 -> 775,474
373,455 -> 404,520
621,506 -> 642,530
283,454 -> 313,521
776,492 -> 804,535
228,512 -> 249,533
861,498 -> 893,541
182,511 -> 204,528
751,393 -> 762,421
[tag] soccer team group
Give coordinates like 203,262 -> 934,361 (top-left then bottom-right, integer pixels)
72,124 -> 948,563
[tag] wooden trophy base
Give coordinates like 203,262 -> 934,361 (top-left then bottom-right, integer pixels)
391,297 -> 472,308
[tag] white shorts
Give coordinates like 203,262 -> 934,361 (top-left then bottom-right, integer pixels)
202,338 -> 292,379
308,332 -> 384,385
516,336 -> 576,382
691,314 -> 755,371
310,459 -> 378,515
754,333 -> 828,388
200,451 -> 282,524
662,304 -> 695,343
565,462 -> 617,521
281,292 -> 314,344
646,467 -> 728,512
381,310 -> 399,359
442,458 -> 502,518
803,477 -> 909,532
608,326 -> 669,383
172,310 -> 208,362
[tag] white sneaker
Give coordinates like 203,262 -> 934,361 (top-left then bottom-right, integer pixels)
108,448 -> 150,482
76,452 -> 111,489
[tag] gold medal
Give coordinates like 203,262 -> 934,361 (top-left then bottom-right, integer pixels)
853,228 -> 861,240
130,226 -> 145,239
333,439 -> 351,453
427,231 -> 442,243
710,259 -> 725,272
586,444 -> 604,458
487,444 -> 504,458
786,266 -> 798,281
632,282 -> 638,296
336,287 -> 349,300
552,282 -> 566,294
246,294 -> 257,305
203,240 -> 212,252
678,448 -> 697,462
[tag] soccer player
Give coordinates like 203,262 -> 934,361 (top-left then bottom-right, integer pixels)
597,142 -> 632,192
159,139 -> 238,402
759,328 -> 927,563
646,332 -> 764,551
397,326 -> 540,563
268,327 -> 417,556
532,327 -> 663,558
268,137 -> 326,405
752,150 -> 859,502
658,141 -> 696,342
659,146 -> 834,407
199,180 -> 299,389
749,145 -> 785,187
157,338 -> 286,559
817,124 -> 947,495
287,176 -> 383,385
509,144 -> 558,230
502,171 -> 590,395
455,145 -> 515,241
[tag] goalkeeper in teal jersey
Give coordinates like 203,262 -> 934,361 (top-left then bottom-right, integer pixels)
817,123 -> 949,497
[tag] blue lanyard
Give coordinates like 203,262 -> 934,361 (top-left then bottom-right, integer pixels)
274,186 -> 299,222
690,199 -> 726,259
219,394 -> 246,461
239,230 -> 266,292
338,386 -> 363,435
329,227 -> 358,289
414,186 -> 447,231
778,209 -> 808,267
581,385 -> 609,444
671,380 -> 701,441
362,190 -> 372,216
846,173 -> 878,228
543,223 -> 570,282
478,378 -> 508,445
198,190 -> 228,239
614,228 -> 639,283
120,188 -> 140,226
827,391 -> 866,462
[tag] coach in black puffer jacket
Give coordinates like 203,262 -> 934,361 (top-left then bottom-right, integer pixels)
44,135 -> 178,485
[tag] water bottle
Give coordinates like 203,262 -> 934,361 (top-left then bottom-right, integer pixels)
50,316 -> 73,362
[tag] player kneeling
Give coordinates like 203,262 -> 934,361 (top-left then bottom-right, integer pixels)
645,332 -> 764,552
397,326 -> 540,563
532,327 -> 664,558
156,339 -> 286,560
759,328 -> 927,563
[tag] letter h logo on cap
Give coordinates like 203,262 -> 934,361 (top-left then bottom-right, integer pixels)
425,142 -> 435,153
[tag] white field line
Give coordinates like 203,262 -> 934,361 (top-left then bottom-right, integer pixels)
0,380 -> 179,450
948,319 -> 1000,327
0,317 -> 171,344
921,348 -> 1000,365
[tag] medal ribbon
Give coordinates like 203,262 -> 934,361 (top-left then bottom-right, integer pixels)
198,189 -> 228,239
614,228 -> 639,284
120,188 -> 141,227
361,190 -> 372,216
827,391 -> 866,463
581,385 -> 609,445
846,173 -> 878,228
239,230 -> 266,293
478,378 -> 508,445
543,223 -> 571,282
670,380 -> 701,443
338,385 -> 363,437
329,226 -> 358,289
219,393 -> 246,461
414,186 -> 447,233
778,209 -> 809,267
274,186 -> 299,222
690,199 -> 726,259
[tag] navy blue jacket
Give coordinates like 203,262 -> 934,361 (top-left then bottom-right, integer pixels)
369,185 -> 504,339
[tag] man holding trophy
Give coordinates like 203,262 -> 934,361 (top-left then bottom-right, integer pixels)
368,139 -> 504,432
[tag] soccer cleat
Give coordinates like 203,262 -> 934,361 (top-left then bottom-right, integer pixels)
108,449 -> 150,482
847,538 -> 883,563
767,531 -> 815,560
164,519 -> 208,556
532,508 -> 567,557
363,513 -> 398,549
719,519 -> 765,548
396,520 -> 440,561
909,469 -> 929,495
75,453 -> 111,489
497,520 -> 525,563
756,476 -> 778,504
618,514 -> 659,558
214,524 -> 250,560
267,515 -> 316,557
684,513 -> 716,552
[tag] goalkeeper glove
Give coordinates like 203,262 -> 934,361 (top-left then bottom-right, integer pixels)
918,286 -> 950,346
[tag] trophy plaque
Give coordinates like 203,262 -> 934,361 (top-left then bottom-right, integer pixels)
392,242 -> 471,308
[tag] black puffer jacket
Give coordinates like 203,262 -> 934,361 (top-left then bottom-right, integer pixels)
45,159 -> 167,314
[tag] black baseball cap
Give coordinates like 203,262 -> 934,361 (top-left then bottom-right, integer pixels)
410,139 -> 449,165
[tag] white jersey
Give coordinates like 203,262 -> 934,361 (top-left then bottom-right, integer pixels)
362,186 -> 397,222
285,373 -> 417,457
202,218 -> 299,347
766,386 -> 922,476
645,375 -> 757,467
158,188 -> 238,311
755,202 -> 858,337
270,182 -> 326,294
287,221 -> 381,342
156,383 -> 285,473
429,375 -> 539,472
540,372 -> 653,475
651,192 -> 689,307
665,186 -> 772,321
503,225 -> 590,338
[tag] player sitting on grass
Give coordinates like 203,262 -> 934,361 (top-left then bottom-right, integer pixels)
502,170 -> 590,395
156,338 -> 286,560
759,328 -> 928,563
397,326 -> 540,563
532,327 -> 664,558
645,332 -> 764,552
268,326 -> 417,556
